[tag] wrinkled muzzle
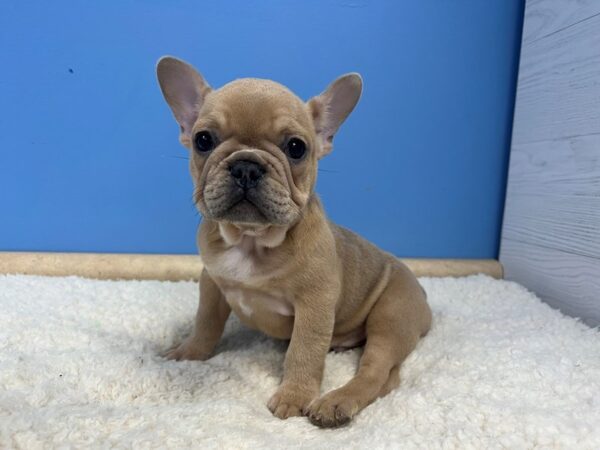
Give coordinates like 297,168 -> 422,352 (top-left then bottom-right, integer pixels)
198,150 -> 301,226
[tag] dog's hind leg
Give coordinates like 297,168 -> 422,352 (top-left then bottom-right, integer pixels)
379,364 -> 401,397
306,266 -> 431,428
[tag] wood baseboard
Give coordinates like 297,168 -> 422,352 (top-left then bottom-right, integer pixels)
0,252 -> 503,281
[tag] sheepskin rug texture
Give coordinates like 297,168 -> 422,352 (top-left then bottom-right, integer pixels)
1,274 -> 599,449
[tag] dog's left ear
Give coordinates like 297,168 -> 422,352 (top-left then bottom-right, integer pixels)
308,73 -> 362,159
156,56 -> 212,148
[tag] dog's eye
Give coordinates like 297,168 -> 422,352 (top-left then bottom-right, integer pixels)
285,138 -> 307,160
194,131 -> 215,153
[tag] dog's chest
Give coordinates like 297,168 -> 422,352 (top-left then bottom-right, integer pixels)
210,245 -> 294,319
222,287 -> 294,318
213,246 -> 258,281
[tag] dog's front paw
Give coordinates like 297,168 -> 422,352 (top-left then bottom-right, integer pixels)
267,383 -> 317,420
306,390 -> 359,428
162,336 -> 211,361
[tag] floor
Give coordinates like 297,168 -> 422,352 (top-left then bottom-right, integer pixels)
1,274 -> 598,448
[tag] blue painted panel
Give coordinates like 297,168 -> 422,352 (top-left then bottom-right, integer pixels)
0,0 -> 524,257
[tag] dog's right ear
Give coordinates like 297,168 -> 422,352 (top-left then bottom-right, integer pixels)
156,56 -> 211,147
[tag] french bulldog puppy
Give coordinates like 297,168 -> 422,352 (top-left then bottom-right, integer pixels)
157,56 -> 431,428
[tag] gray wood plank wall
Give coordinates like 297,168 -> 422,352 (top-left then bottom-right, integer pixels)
500,0 -> 600,327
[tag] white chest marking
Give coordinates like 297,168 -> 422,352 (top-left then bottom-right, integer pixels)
224,289 -> 294,318
237,296 -> 254,316
216,247 -> 256,281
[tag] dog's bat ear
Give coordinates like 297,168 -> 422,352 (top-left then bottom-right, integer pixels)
308,73 -> 362,159
156,56 -> 212,147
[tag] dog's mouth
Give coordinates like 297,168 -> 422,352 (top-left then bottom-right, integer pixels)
224,191 -> 269,224
201,185 -> 277,225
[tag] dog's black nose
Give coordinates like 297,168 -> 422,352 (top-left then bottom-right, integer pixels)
229,160 -> 265,190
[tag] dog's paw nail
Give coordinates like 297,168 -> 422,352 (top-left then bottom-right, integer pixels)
274,403 -> 301,419
308,413 -> 322,425
274,404 -> 287,418
162,350 -> 178,360
162,341 -> 209,361
334,407 -> 351,425
268,385 -> 313,420
267,396 -> 280,413
306,395 -> 356,428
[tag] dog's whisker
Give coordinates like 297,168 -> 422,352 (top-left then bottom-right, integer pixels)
162,154 -> 190,161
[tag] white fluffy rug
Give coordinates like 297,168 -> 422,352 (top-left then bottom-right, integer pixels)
1,274 -> 599,449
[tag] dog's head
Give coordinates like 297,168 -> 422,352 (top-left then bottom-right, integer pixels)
157,56 -> 361,230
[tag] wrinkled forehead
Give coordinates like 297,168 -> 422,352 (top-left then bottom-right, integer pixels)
198,78 -> 313,141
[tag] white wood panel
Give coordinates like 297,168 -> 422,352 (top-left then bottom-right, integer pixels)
500,0 -> 600,326
507,135 -> 600,196
502,192 -> 600,259
500,240 -> 600,326
512,12 -> 600,144
502,135 -> 600,258
523,0 -> 600,44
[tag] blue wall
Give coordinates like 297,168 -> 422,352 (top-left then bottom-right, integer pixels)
0,0 -> 524,258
